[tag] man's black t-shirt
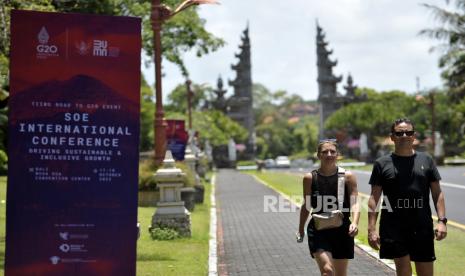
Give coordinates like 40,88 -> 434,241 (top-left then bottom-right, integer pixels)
369,151 -> 441,239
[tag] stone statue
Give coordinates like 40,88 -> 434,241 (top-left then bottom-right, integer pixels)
212,76 -> 228,112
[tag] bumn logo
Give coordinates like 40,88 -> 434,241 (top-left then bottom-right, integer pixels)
93,40 -> 107,56
36,26 -> 58,59
93,39 -> 119,57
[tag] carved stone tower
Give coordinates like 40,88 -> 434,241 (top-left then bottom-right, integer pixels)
227,26 -> 255,157
343,73 -> 357,99
316,23 -> 345,139
212,76 -> 227,113
343,73 -> 366,104
316,24 -> 367,139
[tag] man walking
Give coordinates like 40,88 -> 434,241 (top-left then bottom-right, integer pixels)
368,118 -> 447,276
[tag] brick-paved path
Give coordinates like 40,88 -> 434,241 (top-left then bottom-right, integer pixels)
216,170 -> 396,276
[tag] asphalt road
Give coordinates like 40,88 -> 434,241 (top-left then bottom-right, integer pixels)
281,165 -> 465,226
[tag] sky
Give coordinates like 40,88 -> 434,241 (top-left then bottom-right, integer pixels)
142,0 -> 449,101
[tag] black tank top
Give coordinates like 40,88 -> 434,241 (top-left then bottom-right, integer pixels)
310,169 -> 351,218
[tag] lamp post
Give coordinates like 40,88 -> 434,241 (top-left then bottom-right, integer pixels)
151,0 -> 219,165
185,79 -> 193,130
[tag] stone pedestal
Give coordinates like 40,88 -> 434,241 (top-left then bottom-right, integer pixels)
194,184 -> 204,203
180,187 -> 196,211
151,151 -> 191,237
185,145 -> 204,203
196,152 -> 207,178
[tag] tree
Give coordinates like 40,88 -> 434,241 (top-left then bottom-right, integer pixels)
326,86 -> 465,157
193,110 -> 248,146
0,1 -> 57,172
420,0 -> 465,155
420,0 -> 465,101
453,98 -> 465,149
0,0 -> 224,95
326,89 -> 417,134
165,109 -> 248,147
325,89 -> 418,159
0,1 -> 55,99
50,0 -> 224,77
166,81 -> 214,113
140,76 -> 155,152
292,115 -> 319,157
0,0 -> 224,158
252,83 -> 319,159
414,90 -> 465,154
256,122 -> 294,158
252,83 -> 305,127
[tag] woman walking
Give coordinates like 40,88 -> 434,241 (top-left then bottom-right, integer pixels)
298,139 -> 360,276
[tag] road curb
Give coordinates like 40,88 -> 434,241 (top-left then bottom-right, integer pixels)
208,174 -> 218,276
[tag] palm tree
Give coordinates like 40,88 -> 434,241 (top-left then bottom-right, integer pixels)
420,0 -> 465,102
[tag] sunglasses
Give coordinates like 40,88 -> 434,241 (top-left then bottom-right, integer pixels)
393,131 -> 415,137
319,138 -> 337,144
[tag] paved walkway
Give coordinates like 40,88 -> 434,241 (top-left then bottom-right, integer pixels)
215,169 -> 396,276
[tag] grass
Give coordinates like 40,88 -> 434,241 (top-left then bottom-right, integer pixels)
313,161 -> 374,171
248,171 -> 465,276
0,176 -> 212,275
252,171 -> 303,198
137,178 -> 211,275
347,164 -> 374,171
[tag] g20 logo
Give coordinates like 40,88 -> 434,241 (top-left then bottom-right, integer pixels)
36,44 -> 58,53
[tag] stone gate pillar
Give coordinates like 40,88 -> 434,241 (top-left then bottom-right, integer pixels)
150,151 -> 191,237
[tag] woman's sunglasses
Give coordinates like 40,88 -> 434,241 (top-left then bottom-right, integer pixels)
393,131 -> 415,137
318,138 -> 337,144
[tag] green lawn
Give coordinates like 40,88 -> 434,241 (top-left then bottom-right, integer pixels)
137,179 -> 211,275
249,171 -> 465,276
0,176 -> 212,275
252,171 -> 304,199
349,164 -> 374,171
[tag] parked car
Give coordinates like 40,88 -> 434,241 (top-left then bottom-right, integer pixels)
291,158 -> 314,169
275,156 -> 291,168
264,158 -> 276,168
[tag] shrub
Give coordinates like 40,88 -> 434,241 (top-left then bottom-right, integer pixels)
138,158 -> 198,190
175,161 -> 195,187
197,153 -> 210,178
138,158 -> 159,191
150,227 -> 180,240
0,149 -> 7,175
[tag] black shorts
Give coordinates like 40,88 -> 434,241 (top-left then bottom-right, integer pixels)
307,219 -> 354,259
380,228 -> 436,262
